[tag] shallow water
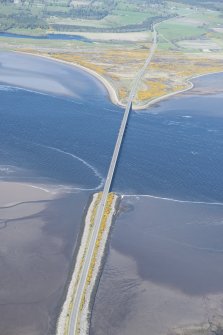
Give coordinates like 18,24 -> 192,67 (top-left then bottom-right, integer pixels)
0,32 -> 92,42
1,54 -> 223,200
0,189 -> 90,335
1,52 -> 223,334
90,196 -> 223,335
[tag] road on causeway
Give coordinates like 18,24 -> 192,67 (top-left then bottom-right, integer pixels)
68,25 -> 158,335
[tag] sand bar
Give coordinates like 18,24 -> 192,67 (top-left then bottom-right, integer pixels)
0,179 -> 90,335
0,181 -> 55,206
0,50 -> 121,107
1,50 -> 223,111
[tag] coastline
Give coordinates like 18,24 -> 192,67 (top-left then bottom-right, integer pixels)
137,70 -> 223,110
78,193 -> 118,335
56,192 -> 118,335
12,52 -> 223,112
13,50 -> 124,109
1,50 -> 222,111
1,49 -> 223,335
56,193 -> 100,335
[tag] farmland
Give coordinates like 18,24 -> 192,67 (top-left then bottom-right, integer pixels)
0,0 -> 223,107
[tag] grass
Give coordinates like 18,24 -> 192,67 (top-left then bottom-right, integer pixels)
1,0 -> 223,108
52,53 -> 106,74
158,21 -> 206,41
110,10 -> 150,26
3,28 -> 47,36
50,10 -> 151,30
133,48 -> 223,106
0,0 -> 171,34
0,4 -> 19,15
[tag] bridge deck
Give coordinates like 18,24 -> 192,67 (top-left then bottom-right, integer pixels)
68,26 -> 157,335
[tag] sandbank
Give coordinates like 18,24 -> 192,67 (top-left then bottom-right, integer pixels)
0,181 -> 59,221
0,181 -> 55,207
15,51 -> 223,111
13,50 -> 122,107
0,179 -> 90,335
1,50 -> 222,112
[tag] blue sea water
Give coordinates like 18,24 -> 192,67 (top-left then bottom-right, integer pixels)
0,32 -> 92,42
0,75 -> 223,201
0,87 -> 121,190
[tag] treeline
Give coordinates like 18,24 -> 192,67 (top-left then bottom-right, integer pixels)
69,4 -> 113,20
51,14 -> 173,33
45,6 -> 109,20
0,11 -> 48,31
172,0 -> 223,11
128,0 -> 164,4
0,0 -> 173,34
0,17 -> 48,31
0,1 -> 47,31
44,0 -> 117,20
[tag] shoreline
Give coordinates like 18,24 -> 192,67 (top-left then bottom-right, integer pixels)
4,50 -> 223,111
88,194 -> 121,329
56,192 -> 118,335
53,192 -> 93,335
122,194 -> 223,206
137,70 -> 223,110
56,193 -> 100,335
13,50 -> 124,109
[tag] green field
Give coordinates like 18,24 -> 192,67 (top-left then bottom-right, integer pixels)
0,0 -> 222,55
0,0 -> 171,34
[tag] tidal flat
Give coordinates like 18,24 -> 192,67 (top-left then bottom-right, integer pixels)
1,51 -> 223,334
0,181 -> 90,335
90,196 -> 223,335
0,51 -> 117,335
0,51 -> 107,99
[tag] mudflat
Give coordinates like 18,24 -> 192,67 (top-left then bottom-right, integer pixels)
91,196 -> 223,335
0,181 -> 89,335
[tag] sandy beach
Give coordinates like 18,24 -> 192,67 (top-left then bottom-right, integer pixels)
12,51 -> 223,111
1,50 -> 223,111
138,70 -> 223,110
0,50 -> 122,107
20,50 -> 122,107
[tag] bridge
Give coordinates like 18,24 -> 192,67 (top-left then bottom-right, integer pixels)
68,26 -> 158,335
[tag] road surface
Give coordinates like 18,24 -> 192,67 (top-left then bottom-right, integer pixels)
68,26 -> 158,335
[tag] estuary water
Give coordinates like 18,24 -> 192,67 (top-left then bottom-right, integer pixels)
90,75 -> 223,334
0,53 -> 223,202
90,196 -> 223,335
0,32 -> 92,42
0,52 -> 223,334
